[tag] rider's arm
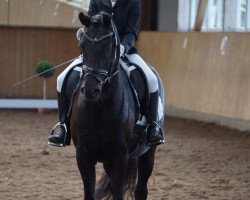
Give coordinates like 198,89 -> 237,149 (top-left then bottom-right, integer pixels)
121,0 -> 141,53
88,0 -> 99,17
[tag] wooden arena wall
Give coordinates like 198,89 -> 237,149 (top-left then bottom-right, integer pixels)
0,27 -> 250,128
136,32 -> 250,129
0,27 -> 79,99
0,0 -> 83,28
0,0 -> 157,30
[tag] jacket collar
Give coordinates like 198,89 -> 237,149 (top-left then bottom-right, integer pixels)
101,0 -> 111,7
101,0 -> 126,8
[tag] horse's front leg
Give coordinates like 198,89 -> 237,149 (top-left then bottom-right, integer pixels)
135,146 -> 157,200
110,146 -> 128,200
76,146 -> 96,200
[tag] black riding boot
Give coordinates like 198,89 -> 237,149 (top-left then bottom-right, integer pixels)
48,92 -> 70,147
147,91 -> 165,146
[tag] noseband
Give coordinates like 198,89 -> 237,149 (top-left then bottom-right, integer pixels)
81,20 -> 120,86
82,64 -> 113,86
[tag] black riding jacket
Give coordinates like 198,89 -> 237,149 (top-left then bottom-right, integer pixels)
88,0 -> 141,54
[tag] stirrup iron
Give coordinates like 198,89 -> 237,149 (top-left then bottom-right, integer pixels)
48,122 -> 67,147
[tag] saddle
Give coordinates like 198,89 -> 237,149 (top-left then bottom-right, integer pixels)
120,59 -> 149,121
65,58 -> 150,123
119,58 -> 151,157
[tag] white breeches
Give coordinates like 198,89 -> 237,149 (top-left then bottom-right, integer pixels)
57,56 -> 83,92
57,54 -> 158,93
125,53 -> 158,93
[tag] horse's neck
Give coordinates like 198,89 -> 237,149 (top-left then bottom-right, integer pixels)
102,66 -> 128,107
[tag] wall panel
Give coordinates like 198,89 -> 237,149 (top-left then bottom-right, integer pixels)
0,27 -> 79,99
137,32 -> 250,122
0,0 -> 156,29
9,0 -> 82,28
0,0 -> 8,25
1,28 -> 250,126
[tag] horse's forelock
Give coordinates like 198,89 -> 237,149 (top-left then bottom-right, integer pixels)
91,13 -> 111,27
91,15 -> 102,23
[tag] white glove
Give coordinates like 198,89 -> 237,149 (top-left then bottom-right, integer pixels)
76,28 -> 85,41
120,44 -> 125,57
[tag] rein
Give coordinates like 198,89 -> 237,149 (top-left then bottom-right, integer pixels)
12,56 -> 82,87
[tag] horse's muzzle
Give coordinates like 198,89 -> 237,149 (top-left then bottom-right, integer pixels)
81,82 -> 102,101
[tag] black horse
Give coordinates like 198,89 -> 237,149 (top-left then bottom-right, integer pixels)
70,12 -> 164,200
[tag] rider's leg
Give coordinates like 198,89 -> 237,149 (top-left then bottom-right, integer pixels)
125,53 -> 164,146
48,91 -> 69,147
48,56 -> 82,147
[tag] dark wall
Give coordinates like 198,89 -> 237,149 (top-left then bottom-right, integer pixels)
141,0 -> 158,30
158,0 -> 178,32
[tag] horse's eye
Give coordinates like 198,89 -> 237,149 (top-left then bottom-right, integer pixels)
106,44 -> 112,51
80,43 -> 86,52
79,47 -> 84,54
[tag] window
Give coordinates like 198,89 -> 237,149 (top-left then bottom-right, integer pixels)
203,0 -> 224,31
190,0 -> 224,31
236,0 -> 250,31
190,0 -> 200,30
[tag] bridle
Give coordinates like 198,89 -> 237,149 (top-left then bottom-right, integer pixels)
80,19 -> 120,86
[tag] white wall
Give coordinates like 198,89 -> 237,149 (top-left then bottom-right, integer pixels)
158,0 -> 247,32
224,0 -> 238,31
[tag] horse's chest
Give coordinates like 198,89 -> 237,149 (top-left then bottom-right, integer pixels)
84,136 -> 123,161
78,122 -> 125,160
76,106 -> 123,138
73,102 -> 129,160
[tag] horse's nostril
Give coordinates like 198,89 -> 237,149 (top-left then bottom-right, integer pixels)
80,87 -> 84,94
92,88 -> 100,96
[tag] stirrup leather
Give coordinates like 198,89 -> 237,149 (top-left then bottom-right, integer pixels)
48,122 -> 67,147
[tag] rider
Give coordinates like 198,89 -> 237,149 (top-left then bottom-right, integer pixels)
48,0 -> 164,147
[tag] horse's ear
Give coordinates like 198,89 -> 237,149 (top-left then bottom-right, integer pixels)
102,14 -> 111,28
79,12 -> 91,27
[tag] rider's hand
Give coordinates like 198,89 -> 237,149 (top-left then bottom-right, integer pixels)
76,28 -> 84,41
120,44 -> 125,57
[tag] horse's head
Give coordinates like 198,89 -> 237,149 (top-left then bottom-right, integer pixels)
78,12 -> 119,101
